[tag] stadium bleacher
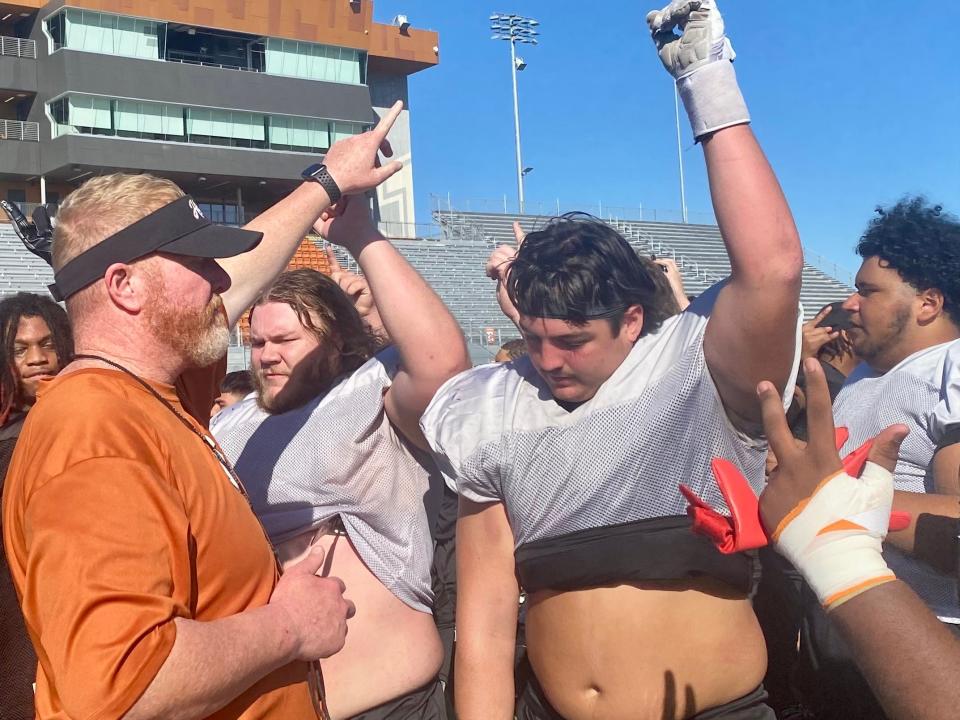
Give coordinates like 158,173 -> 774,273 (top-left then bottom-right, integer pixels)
0,223 -> 55,296
334,210 -> 854,363
0,208 -> 855,366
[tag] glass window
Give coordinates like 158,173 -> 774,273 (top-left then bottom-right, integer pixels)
58,8 -> 162,60
47,11 -> 65,50
264,37 -> 364,84
115,99 -> 185,138
48,93 -> 350,153
69,95 -> 112,131
6,189 -> 26,204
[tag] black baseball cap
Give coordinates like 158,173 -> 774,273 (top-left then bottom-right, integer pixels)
50,196 -> 262,301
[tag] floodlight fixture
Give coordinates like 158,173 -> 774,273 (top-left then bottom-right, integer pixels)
489,14 -> 540,214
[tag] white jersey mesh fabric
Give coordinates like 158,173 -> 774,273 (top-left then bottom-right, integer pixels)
422,284 -> 800,549
214,348 -> 442,613
930,339 -> 960,446
833,340 -> 960,623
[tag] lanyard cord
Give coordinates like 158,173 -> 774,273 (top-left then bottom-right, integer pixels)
72,354 -> 280,571
73,353 -> 332,719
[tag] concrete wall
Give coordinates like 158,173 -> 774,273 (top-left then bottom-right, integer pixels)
38,133 -> 323,180
0,140 -> 40,175
0,54 -> 38,93
369,71 -> 415,233
29,50 -> 376,126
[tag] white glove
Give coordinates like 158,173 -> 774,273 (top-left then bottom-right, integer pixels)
646,0 -> 750,140
772,462 -> 897,610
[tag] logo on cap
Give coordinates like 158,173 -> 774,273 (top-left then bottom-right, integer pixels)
188,199 -> 204,220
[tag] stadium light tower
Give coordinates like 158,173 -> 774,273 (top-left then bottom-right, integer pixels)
490,13 -> 538,214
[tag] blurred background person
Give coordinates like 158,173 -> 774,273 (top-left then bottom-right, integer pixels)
210,369 -> 254,420
0,292 -> 73,720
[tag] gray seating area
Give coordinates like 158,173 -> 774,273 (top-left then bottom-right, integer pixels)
443,211 -> 855,321
0,209 -> 856,367
0,225 -> 55,297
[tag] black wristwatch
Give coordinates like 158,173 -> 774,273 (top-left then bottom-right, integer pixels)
301,163 -> 342,204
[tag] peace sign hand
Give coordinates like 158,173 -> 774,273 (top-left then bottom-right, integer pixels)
758,357 -> 907,609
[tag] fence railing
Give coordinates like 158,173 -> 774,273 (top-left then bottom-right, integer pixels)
430,194 -> 718,225
0,119 -> 39,142
376,221 -> 443,241
804,250 -> 855,287
0,36 -> 36,59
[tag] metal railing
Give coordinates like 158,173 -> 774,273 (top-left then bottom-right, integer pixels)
0,36 -> 36,59
430,193 -> 718,225
165,56 -> 261,73
804,250 -> 855,287
0,119 -> 39,142
376,221 -> 444,241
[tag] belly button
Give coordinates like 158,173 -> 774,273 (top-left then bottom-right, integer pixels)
585,684 -> 601,698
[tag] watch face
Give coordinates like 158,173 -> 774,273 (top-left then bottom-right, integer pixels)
302,163 -> 325,179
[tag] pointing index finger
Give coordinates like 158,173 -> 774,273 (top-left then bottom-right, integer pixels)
325,246 -> 344,274
372,101 -> 404,144
512,221 -> 526,247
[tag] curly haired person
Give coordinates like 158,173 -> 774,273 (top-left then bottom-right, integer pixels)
796,196 -> 960,719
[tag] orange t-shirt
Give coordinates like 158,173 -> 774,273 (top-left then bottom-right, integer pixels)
2,368 -> 317,720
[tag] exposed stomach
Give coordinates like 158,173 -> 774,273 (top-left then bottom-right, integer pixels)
525,579 -> 767,720
277,526 -> 443,719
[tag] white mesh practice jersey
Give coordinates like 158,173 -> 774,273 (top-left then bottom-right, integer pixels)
421,285 -> 800,548
834,340 -> 960,623
930,339 -> 960,446
215,348 -> 442,613
834,342 -> 958,494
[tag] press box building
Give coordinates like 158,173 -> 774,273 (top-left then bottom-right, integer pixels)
0,0 -> 437,228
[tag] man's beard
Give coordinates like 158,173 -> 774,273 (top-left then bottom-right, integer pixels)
254,348 -> 339,415
852,304 -> 911,368
145,287 -> 230,368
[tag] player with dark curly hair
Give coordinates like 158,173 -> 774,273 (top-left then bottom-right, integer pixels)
0,292 -> 73,719
794,197 -> 960,720
0,292 -> 73,426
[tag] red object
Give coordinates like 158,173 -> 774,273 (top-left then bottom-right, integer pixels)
834,426 -> 850,450
679,458 -> 767,555
680,428 -> 911,553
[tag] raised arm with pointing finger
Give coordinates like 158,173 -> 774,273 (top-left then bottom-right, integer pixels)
218,102 -> 405,328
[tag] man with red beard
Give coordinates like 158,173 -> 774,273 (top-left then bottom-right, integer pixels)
2,102 -> 404,720
214,194 -> 469,719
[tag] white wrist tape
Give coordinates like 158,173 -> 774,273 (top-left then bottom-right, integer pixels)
677,60 -> 750,140
773,461 -> 896,610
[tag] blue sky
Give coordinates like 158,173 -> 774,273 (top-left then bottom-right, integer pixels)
374,0 -> 959,279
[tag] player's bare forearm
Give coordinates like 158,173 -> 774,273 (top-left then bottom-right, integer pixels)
702,126 -> 802,422
455,499 -> 520,720
220,182 -> 332,327
832,581 -> 960,720
703,125 -> 802,291
886,491 -> 960,554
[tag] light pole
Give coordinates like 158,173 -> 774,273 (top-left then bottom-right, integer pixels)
674,85 -> 688,224
490,13 -> 538,214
